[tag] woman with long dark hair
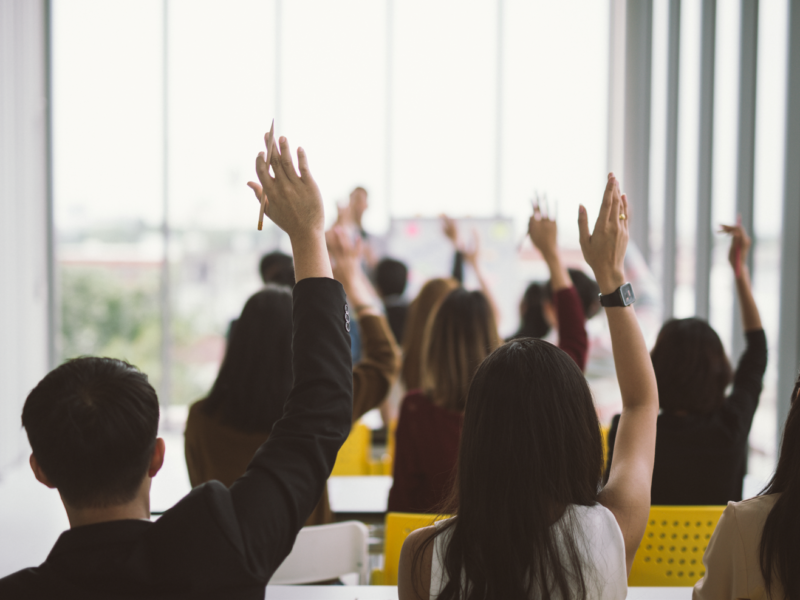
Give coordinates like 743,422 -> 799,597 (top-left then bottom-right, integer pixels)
185,225 -> 400,525
694,374 -> 800,599
604,223 -> 766,505
398,174 -> 659,599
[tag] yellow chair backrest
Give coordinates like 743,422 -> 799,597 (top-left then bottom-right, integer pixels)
600,425 -> 610,467
331,421 -> 372,476
383,512 -> 450,585
629,505 -> 725,587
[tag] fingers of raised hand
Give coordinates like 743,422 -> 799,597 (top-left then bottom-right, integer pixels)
296,147 -> 311,179
247,181 -> 264,203
597,174 -> 616,225
278,136 -> 300,181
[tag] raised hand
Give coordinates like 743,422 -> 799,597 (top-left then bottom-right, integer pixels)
247,132 -> 331,281
578,173 -> 628,295
326,226 -> 362,282
247,135 -> 324,241
528,203 -> 559,261
719,220 -> 752,278
461,228 -> 481,267
440,215 -> 461,249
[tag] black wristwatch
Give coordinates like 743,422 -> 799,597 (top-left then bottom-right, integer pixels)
599,283 -> 636,308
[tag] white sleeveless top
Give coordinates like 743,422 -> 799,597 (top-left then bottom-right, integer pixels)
430,504 -> 627,599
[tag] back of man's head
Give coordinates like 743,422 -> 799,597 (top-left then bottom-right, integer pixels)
22,357 -> 160,508
259,251 -> 295,287
375,258 -> 408,297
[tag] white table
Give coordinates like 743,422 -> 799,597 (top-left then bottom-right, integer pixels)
265,586 -> 693,599
327,476 -> 392,514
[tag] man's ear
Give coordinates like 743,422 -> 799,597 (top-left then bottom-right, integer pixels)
29,454 -> 56,489
148,438 -> 166,478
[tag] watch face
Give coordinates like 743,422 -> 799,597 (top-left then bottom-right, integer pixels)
621,283 -> 635,306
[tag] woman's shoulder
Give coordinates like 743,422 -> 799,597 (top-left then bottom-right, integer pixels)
725,494 -> 779,528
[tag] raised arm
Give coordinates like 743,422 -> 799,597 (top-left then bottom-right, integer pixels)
528,204 -> 588,370
583,174 -> 659,573
328,227 -> 401,420
236,135 -> 352,579
719,222 -> 767,425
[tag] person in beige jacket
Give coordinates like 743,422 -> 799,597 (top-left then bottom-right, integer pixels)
693,375 -> 800,600
185,226 -> 400,526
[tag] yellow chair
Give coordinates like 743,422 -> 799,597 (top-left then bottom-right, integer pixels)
600,425 -> 610,467
331,421 -> 373,476
382,512 -> 450,585
629,506 -> 724,587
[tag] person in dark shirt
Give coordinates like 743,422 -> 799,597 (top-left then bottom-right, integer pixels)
605,223 -> 766,505
0,134 -> 353,599
375,257 -> 409,345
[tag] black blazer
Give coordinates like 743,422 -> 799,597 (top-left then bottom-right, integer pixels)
0,278 -> 353,599
605,329 -> 767,505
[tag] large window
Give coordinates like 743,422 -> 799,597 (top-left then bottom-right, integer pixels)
53,0 -> 611,408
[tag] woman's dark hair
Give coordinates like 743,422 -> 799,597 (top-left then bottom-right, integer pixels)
421,289 -> 500,412
759,372 -> 800,598
21,357 -> 160,509
650,318 -> 733,414
513,270 -> 601,341
514,282 -> 551,339
203,285 -> 293,432
414,338 -> 604,599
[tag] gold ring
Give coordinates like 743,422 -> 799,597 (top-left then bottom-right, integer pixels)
619,214 -> 627,220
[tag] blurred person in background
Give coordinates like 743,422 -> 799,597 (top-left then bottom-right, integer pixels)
186,201 -> 400,525
509,203 -> 596,372
375,257 -> 410,345
388,286 -> 501,513
259,251 -> 295,287
604,223 -> 766,505
227,250 -> 295,343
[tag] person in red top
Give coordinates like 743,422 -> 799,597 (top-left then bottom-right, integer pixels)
510,202 -> 597,371
388,286 -> 501,513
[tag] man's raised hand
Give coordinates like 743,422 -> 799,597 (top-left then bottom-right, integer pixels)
247,135 -> 323,242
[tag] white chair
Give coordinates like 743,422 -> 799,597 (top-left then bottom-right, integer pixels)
270,520 -> 370,585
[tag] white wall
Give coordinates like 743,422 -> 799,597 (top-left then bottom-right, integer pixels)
0,0 -> 52,473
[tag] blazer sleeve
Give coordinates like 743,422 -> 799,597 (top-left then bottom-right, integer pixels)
723,329 -> 767,438
693,503 -> 749,600
226,278 -> 353,581
351,314 -> 401,421
553,286 -> 588,372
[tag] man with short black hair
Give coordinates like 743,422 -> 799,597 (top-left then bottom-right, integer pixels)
0,134 -> 353,599
259,250 -> 295,287
375,257 -> 409,345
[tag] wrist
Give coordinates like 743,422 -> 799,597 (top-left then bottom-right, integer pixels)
595,271 -> 626,295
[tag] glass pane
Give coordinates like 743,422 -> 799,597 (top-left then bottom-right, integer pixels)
52,0 -> 165,387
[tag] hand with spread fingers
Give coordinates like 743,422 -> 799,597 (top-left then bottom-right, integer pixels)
578,173 -> 629,295
247,135 -> 324,242
247,133 -> 331,281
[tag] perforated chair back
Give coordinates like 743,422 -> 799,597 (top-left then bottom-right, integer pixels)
628,505 -> 725,587
331,421 -> 372,476
384,512 -> 450,585
270,521 -> 370,585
